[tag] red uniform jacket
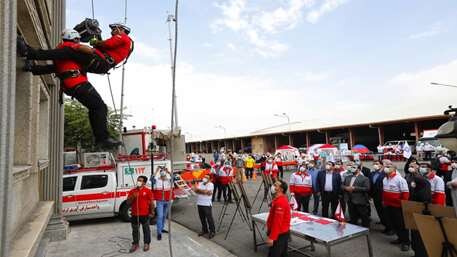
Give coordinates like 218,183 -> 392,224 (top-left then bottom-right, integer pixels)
428,173 -> 446,206
96,33 -> 132,64
266,194 -> 291,241
264,162 -> 279,179
55,41 -> 88,89
289,172 -> 313,196
382,172 -> 409,208
128,186 -> 153,216
153,177 -> 174,201
218,166 -> 233,185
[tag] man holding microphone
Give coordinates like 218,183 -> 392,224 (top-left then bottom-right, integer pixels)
266,180 -> 291,257
127,175 -> 154,253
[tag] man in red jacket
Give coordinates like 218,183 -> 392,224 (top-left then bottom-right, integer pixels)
24,29 -> 121,148
266,180 -> 291,257
127,176 -> 154,253
382,164 -> 410,251
17,23 -> 133,74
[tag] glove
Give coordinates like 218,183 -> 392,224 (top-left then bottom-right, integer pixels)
89,37 -> 99,46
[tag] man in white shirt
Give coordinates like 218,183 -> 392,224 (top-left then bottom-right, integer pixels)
193,174 -> 215,239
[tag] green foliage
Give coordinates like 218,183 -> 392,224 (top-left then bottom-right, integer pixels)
63,99 -> 124,149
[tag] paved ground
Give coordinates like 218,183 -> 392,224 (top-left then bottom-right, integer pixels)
45,219 -> 236,257
172,165 -> 414,257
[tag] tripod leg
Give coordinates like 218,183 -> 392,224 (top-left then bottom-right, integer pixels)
217,203 -> 228,232
224,203 -> 241,240
252,180 -> 264,207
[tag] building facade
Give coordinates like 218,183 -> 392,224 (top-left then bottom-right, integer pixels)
185,115 -> 448,154
0,1 -> 67,257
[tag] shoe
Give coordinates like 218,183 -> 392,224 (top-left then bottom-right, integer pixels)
383,230 -> 395,236
401,244 -> 410,252
17,36 -> 30,57
129,244 -> 139,253
143,244 -> 150,252
23,60 -> 33,72
97,138 -> 122,148
390,239 -> 402,245
157,234 -> 162,241
208,232 -> 215,239
162,229 -> 168,233
198,231 -> 208,237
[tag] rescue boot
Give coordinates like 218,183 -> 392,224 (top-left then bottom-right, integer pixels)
143,244 -> 150,252
96,138 -> 122,149
17,36 -> 30,57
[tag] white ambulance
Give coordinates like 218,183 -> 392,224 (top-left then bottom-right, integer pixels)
62,152 -> 191,221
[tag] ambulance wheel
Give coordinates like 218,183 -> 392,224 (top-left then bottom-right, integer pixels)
119,202 -> 131,222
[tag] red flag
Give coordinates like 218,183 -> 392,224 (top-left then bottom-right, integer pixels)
289,196 -> 298,210
334,201 -> 345,222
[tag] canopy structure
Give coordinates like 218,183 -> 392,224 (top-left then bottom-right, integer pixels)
275,145 -> 299,161
352,144 -> 370,153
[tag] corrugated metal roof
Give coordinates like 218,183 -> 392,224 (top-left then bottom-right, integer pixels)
186,114 -> 446,143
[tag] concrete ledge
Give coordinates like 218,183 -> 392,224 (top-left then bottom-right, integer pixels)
10,201 -> 54,257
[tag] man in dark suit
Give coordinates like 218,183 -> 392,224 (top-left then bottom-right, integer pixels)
342,164 -> 371,227
369,160 -> 392,234
317,161 -> 342,218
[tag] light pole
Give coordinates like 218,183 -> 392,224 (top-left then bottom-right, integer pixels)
215,125 -> 227,137
274,112 -> 292,145
430,82 -> 457,89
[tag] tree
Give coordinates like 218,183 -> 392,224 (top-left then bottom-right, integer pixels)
64,99 -> 124,150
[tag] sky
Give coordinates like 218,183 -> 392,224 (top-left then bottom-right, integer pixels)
66,0 -> 457,141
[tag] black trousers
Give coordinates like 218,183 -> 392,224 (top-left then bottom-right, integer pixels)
373,195 -> 390,230
348,202 -> 370,227
268,232 -> 289,257
321,191 -> 339,218
384,206 -> 409,244
245,168 -> 253,179
212,182 -> 220,201
197,205 -> 215,233
131,216 -> 151,244
217,184 -> 232,201
294,194 -> 311,213
66,83 -> 109,142
278,166 -> 284,179
27,47 -> 111,74
411,230 -> 428,257
312,192 -> 320,214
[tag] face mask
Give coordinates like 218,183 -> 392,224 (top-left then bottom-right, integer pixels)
202,178 -> 209,183
160,171 -> 166,177
452,163 -> 457,169
268,160 -> 273,164
335,165 -> 341,169
384,167 -> 392,174
308,164 -> 314,168
299,167 -> 306,172
270,185 -> 276,194
325,165 -> 331,170
408,167 -> 415,173
373,165 -> 379,170
347,167 -> 356,173
136,181 -> 143,187
419,168 -> 428,175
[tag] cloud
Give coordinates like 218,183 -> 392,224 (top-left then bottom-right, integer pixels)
226,42 -> 237,50
301,71 -> 329,82
306,0 -> 348,24
408,22 -> 445,39
212,0 -> 348,58
132,41 -> 162,61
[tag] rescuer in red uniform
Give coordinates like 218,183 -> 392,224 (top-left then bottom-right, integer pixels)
266,180 -> 291,257
17,23 -> 133,74
24,29 -> 121,148
127,175 -> 154,253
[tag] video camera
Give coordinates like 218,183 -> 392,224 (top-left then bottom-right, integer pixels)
73,18 -> 102,43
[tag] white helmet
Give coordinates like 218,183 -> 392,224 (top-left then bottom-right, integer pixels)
109,23 -> 131,34
61,29 -> 81,41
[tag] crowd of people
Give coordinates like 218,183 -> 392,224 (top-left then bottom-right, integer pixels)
126,149 -> 457,257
